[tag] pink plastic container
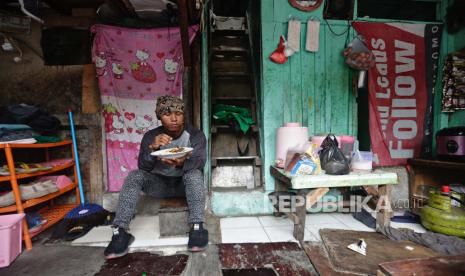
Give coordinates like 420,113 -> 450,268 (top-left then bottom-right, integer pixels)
275,122 -> 308,168
311,135 -> 343,148
0,213 -> 25,268
339,135 -> 355,156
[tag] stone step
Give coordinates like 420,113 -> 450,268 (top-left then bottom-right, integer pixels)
159,197 -> 190,237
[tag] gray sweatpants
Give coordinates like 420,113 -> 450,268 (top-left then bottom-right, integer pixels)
113,169 -> 205,230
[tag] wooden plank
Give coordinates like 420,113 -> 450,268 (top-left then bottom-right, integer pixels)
376,184 -> 393,229
290,172 -> 397,189
87,114 -> 104,204
159,197 -> 188,210
178,0 -> 191,67
82,64 -> 100,114
407,158 -> 465,171
315,25 -> 326,134
294,189 -> 307,241
307,187 -> 329,206
270,166 -> 292,186
283,211 -> 300,224
201,3 -> 211,190
192,36 -> 201,129
320,229 -> 439,275
182,244 -> 222,276
262,21 -> 285,190
282,22 -> 292,124
301,22 -> 311,130
302,243 -> 359,276
364,186 -> 379,197
378,254 -> 465,276
271,166 -> 398,189
289,29 -> 303,124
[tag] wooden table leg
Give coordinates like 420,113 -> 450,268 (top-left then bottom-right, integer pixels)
293,188 -> 330,242
293,190 -> 307,242
272,179 -> 287,217
376,184 -> 393,230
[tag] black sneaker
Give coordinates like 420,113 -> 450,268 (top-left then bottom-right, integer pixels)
104,227 -> 135,259
188,223 -> 208,252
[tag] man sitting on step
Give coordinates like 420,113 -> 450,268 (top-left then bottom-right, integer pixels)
104,95 -> 208,259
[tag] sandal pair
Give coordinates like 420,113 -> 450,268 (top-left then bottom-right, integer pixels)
20,180 -> 59,201
15,162 -> 53,173
1,162 -> 53,175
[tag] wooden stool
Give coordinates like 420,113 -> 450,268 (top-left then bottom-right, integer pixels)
159,197 -> 189,237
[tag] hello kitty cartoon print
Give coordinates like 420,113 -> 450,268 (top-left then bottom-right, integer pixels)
135,114 -> 153,135
112,63 -> 124,79
91,24 -> 199,191
112,113 -> 125,134
130,49 -> 156,83
95,52 -> 107,77
164,58 -> 179,81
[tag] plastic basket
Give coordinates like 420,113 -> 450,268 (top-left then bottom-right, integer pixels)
0,213 -> 25,268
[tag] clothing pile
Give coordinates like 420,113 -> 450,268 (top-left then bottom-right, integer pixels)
0,125 -> 37,144
442,51 -> 465,112
0,104 -> 62,144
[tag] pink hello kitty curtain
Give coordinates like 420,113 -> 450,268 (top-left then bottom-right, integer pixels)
91,24 -> 198,192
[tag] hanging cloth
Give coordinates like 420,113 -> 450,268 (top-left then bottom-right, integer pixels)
212,104 -> 255,134
306,19 -> 320,52
287,20 -> 301,52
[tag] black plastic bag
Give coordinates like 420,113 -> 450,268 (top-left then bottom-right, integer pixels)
319,134 -> 350,175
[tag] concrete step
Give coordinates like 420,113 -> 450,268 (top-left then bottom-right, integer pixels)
103,192 -> 160,215
159,197 -> 189,237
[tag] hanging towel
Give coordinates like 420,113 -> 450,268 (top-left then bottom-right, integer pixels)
287,20 -> 301,52
306,19 -> 320,52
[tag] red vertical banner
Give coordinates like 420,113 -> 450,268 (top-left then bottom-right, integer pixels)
353,22 -> 442,166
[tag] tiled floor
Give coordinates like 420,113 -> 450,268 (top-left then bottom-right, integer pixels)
71,213 -> 427,248
220,213 -> 427,243
72,215 -> 188,249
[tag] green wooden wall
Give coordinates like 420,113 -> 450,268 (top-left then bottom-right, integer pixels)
260,0 -> 357,190
434,0 -> 465,138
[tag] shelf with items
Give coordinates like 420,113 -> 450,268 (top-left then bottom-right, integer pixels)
407,158 -> 464,215
0,181 -> 78,213
0,140 -> 80,250
30,204 -> 78,238
0,162 -> 75,182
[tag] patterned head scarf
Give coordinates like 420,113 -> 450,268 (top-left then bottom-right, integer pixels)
155,95 -> 184,119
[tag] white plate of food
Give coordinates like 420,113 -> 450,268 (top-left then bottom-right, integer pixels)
150,147 -> 193,159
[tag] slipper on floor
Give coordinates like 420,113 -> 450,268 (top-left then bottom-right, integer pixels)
64,223 -> 94,241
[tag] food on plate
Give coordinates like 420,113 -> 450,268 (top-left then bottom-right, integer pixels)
168,147 -> 185,153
